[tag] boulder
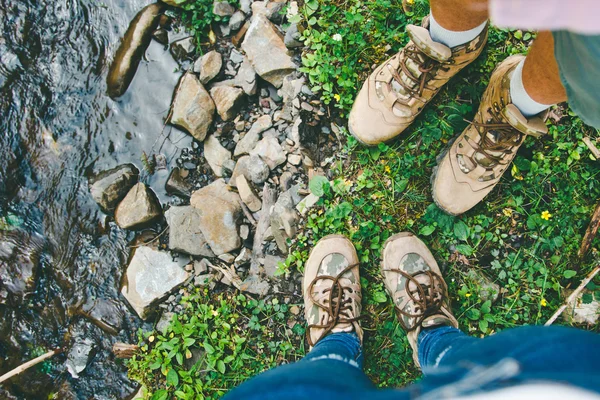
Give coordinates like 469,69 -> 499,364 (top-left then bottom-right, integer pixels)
250,137 -> 286,169
242,13 -> 296,87
203,135 -> 232,177
190,179 -> 242,255
236,175 -> 262,212
234,114 -> 272,157
165,206 -> 215,257
165,167 -> 193,198
170,37 -> 196,61
0,230 -> 44,300
170,73 -> 215,141
213,0 -> 236,16
234,56 -> 257,95
121,246 -> 190,319
89,164 -> 139,212
210,86 -> 245,121
194,50 -> 222,84
115,183 -> 162,230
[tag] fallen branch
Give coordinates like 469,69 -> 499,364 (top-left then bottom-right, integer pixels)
579,202 -> 600,258
112,343 -> 139,359
0,349 -> 61,384
545,266 -> 600,326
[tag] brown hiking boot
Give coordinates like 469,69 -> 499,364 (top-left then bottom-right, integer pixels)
381,232 -> 458,368
432,55 -> 548,215
303,235 -> 363,348
348,18 -> 488,145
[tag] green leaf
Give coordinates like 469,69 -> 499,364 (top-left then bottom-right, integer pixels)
167,368 -> 179,387
217,360 -> 226,374
183,338 -> 196,347
372,291 -> 388,303
453,220 -> 469,241
419,225 -> 436,236
563,270 -> 577,279
309,175 -> 329,197
582,293 -> 593,304
203,342 -> 216,354
456,244 -> 473,256
481,300 -> 491,314
151,389 -> 169,400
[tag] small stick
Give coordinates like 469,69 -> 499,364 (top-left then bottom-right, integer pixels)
238,200 -> 257,227
0,349 -> 61,384
583,137 -> 600,159
545,266 -> 600,326
579,202 -> 600,258
112,343 -> 139,359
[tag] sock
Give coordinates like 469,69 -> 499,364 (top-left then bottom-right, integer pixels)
509,59 -> 552,117
429,12 -> 487,48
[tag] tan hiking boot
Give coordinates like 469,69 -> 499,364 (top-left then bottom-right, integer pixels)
303,235 -> 363,348
348,18 -> 488,145
432,55 -> 548,215
381,232 -> 458,368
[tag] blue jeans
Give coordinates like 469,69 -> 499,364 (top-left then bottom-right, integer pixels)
224,325 -> 600,399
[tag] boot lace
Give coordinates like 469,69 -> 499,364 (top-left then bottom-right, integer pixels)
390,44 -> 449,100
306,263 -> 361,347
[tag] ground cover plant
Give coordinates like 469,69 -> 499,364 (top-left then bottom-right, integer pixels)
127,0 -> 600,397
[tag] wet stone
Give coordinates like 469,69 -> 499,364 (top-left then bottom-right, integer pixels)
0,230 -> 44,300
152,29 -> 169,46
170,37 -> 196,61
89,163 -> 139,212
165,167 -> 194,198
79,298 -> 124,335
165,206 -> 215,257
114,183 -> 162,230
65,338 -> 95,379
170,73 -> 215,141
121,246 -> 190,320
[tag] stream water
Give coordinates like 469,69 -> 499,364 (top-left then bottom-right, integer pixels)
0,0 -> 191,397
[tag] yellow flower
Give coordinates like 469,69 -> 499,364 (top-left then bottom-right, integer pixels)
407,0 -> 414,4
465,293 -> 472,298
212,310 -> 219,317
502,208 -> 513,217
333,94 -> 341,102
384,165 -> 391,173
541,210 -> 552,221
541,298 -> 547,307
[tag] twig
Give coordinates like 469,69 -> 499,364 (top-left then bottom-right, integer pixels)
238,200 -> 257,227
112,343 -> 139,359
583,137 -> 600,159
0,349 -> 61,384
128,227 -> 168,248
545,266 -> 600,326
579,202 -> 600,258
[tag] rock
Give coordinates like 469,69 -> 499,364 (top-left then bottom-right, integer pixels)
241,13 -> 296,87
194,50 -> 222,84
0,230 -> 44,300
213,1 -> 236,16
115,183 -> 162,230
290,305 -> 300,315
250,137 -> 286,169
66,338 -> 95,378
160,0 -> 186,7
203,135 -> 232,177
229,49 -> 245,64
465,269 -> 501,303
222,159 -> 236,177
234,115 -> 272,156
279,171 -> 293,191
284,23 -> 303,48
89,164 -> 139,212
229,11 -> 246,31
263,254 -> 283,278
287,153 -> 302,166
170,37 -> 196,61
296,193 -> 320,215
564,289 -> 600,325
170,73 -> 215,141
232,21 -> 250,47
79,298 -> 124,335
156,311 -> 175,335
231,155 -> 270,186
165,167 -> 193,198
270,190 -> 299,253
240,0 -> 253,14
280,75 -> 304,105
121,246 -> 190,319
236,175 -> 262,212
165,206 -> 216,257
234,57 -> 258,96
152,28 -> 169,46
210,86 -> 245,121
194,259 -> 209,275
235,247 -> 252,267
218,253 -> 235,263
239,224 -> 250,240
190,179 -> 242,255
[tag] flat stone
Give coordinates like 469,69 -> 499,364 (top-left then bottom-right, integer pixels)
213,0 -> 236,16
263,254 -> 284,278
235,247 -> 252,267
114,183 -> 162,230
250,137 -> 286,169
229,10 -> 246,31
79,298 -> 124,335
121,246 -> 190,319
66,338 -> 95,378
218,253 -> 235,263
203,135 -> 232,177
165,167 -> 193,198
89,164 -> 139,212
190,179 -> 242,255
239,224 -> 250,240
233,56 -> 257,96
236,175 -> 262,212
241,13 -> 296,87
296,193 -> 320,215
194,259 -> 210,275
234,114 -> 272,157
270,190 -> 299,253
165,206 -> 215,257
287,153 -> 302,166
210,86 -> 245,121
240,0 -> 253,13
194,50 -> 222,84
170,73 -> 215,141
170,37 -> 196,61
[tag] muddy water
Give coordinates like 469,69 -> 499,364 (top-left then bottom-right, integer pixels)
0,0 -> 191,397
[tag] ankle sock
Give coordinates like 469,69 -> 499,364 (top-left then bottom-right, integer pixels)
429,12 -> 487,48
509,59 -> 553,117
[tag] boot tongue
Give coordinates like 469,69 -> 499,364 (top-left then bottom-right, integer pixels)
406,25 -> 452,62
502,104 -> 548,137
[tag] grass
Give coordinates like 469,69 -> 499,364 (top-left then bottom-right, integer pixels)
127,0 -> 600,397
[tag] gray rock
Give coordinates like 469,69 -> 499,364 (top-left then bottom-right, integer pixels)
66,338 -> 95,378
0,230 -> 44,300
210,86 -> 245,121
565,289 -> 600,325
241,13 -> 296,87
234,114 -> 272,157
190,179 -> 242,255
236,175 -> 262,212
156,311 -> 175,334
229,11 -> 246,31
115,183 -> 162,230
234,57 -> 257,95
165,206 -> 216,257
240,0 -> 253,14
231,155 -> 270,186
165,167 -> 193,198
213,1 -> 236,16
203,135 -> 232,177
287,153 -> 302,166
218,253 -> 235,263
152,28 -> 169,46
170,73 -> 215,141
284,23 -> 303,48
89,164 -> 139,212
250,137 -> 286,169
239,224 -> 250,240
170,37 -> 196,61
121,246 -> 190,319
280,75 -> 305,105
270,190 -> 299,253
235,247 -> 252,266
194,259 -> 210,275
194,50 -> 222,84
263,254 -> 284,278
296,193 -> 320,215
279,171 -> 294,191
229,49 -> 245,65
465,269 -> 501,303
79,298 -> 124,335
222,159 -> 237,177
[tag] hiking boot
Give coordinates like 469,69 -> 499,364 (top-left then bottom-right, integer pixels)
381,232 -> 458,368
348,18 -> 488,145
303,235 -> 363,348
432,55 -> 548,215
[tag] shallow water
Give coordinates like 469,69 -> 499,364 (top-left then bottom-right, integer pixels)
0,0 -> 191,397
